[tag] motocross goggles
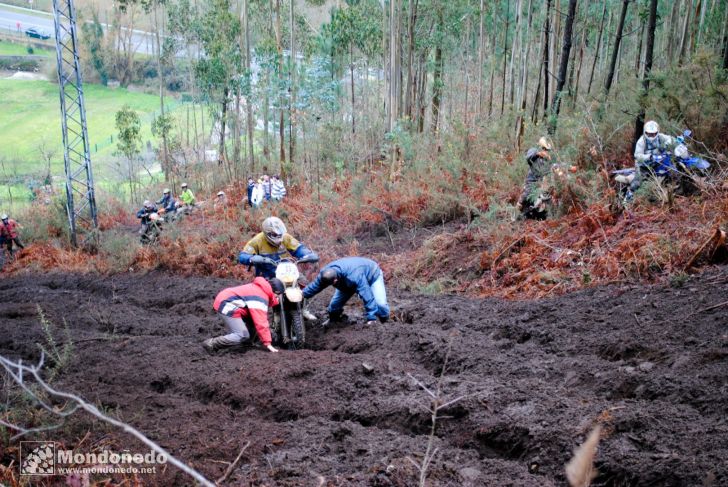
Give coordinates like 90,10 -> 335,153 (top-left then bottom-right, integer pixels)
266,231 -> 283,243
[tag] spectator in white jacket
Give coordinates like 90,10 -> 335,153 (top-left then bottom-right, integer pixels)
271,175 -> 287,202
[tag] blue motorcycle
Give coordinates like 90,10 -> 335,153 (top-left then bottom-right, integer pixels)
612,130 -> 710,203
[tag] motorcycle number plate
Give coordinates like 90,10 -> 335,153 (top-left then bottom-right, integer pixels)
285,287 -> 303,303
276,262 -> 300,285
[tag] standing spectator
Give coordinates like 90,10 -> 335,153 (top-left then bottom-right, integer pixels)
251,179 -> 265,209
0,214 -> 24,256
246,177 -> 255,207
262,175 -> 272,201
271,175 -> 287,202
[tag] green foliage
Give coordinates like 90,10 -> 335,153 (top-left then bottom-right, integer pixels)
99,228 -> 139,273
114,105 -> 142,162
81,12 -> 108,85
36,305 -> 74,383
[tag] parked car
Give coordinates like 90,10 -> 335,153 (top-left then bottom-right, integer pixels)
24,27 -> 50,40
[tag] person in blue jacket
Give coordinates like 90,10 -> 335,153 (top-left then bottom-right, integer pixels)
303,257 -> 390,325
156,188 -> 177,214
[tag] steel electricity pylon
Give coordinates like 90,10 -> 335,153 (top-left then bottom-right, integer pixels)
52,0 -> 98,247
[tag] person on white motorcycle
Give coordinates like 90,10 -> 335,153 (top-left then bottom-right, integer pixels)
631,120 -> 676,195
238,217 -> 319,320
517,136 -> 553,217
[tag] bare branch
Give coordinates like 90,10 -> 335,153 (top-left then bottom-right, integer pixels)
0,353 -> 215,487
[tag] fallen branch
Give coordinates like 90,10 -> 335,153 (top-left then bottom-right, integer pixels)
0,353 -> 215,487
684,227 -> 726,271
216,441 -> 251,485
687,300 -> 728,317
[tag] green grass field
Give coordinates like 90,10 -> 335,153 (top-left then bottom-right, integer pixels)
0,78 -> 192,209
0,79 -> 176,168
0,40 -> 53,56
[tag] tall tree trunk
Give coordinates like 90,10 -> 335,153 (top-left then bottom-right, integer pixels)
678,0 -> 692,65
289,0 -> 295,168
219,88 -> 229,166
350,43 -> 356,134
690,0 -> 702,55
152,3 -> 169,181
431,8 -> 444,135
387,0 -> 400,132
501,0 -> 510,115
243,0 -> 255,172
635,14 -> 646,77
542,0 -> 551,117
515,0 -> 533,149
405,0 -> 418,120
604,0 -> 629,96
272,0 -> 286,168
666,0 -> 679,62
550,0 -> 561,105
572,28 -> 585,108
508,0 -> 522,108
634,0 -> 658,148
487,29 -> 496,117
477,0 -> 485,119
697,0 -> 707,45
722,6 -> 728,70
587,0 -> 607,95
548,0 -> 577,134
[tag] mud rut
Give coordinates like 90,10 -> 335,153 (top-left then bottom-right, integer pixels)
0,268 -> 727,486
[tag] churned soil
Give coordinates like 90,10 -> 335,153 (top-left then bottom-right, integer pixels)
0,267 -> 727,486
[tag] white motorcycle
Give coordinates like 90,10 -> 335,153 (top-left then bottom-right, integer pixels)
271,256 -> 319,348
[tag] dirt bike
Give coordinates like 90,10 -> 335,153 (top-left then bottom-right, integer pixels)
139,213 -> 163,244
612,130 -> 710,204
269,255 -> 319,349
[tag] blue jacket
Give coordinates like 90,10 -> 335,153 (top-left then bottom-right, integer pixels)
136,205 -> 157,225
156,194 -> 176,213
303,257 -> 383,319
247,181 -> 255,204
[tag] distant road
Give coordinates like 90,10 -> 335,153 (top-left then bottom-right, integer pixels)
0,3 -> 158,56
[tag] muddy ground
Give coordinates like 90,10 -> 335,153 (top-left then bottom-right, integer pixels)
0,267 -> 727,486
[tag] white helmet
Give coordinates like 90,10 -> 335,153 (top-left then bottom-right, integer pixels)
1,214 -> 7,220
644,121 -> 659,143
538,136 -> 553,151
143,200 -> 154,209
262,217 -> 286,246
163,188 -> 170,194
217,191 -> 225,197
181,182 -> 188,188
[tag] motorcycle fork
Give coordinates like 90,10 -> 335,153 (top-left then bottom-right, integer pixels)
279,297 -> 290,344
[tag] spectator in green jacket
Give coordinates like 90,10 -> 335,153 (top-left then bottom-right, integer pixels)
179,182 -> 196,207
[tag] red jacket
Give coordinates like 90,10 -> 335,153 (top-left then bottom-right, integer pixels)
213,277 -> 279,346
0,219 -> 19,239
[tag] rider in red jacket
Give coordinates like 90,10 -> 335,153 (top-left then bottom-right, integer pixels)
204,277 -> 284,353
0,214 -> 24,256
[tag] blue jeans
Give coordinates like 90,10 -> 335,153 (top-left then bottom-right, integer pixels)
328,275 -> 390,319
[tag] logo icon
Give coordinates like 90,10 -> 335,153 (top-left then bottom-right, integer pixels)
20,441 -> 55,475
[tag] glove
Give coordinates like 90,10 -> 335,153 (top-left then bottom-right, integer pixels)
250,255 -> 275,266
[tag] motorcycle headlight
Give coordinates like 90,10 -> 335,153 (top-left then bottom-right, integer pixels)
674,145 -> 689,159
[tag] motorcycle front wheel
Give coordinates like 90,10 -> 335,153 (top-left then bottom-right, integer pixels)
287,303 -> 306,349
